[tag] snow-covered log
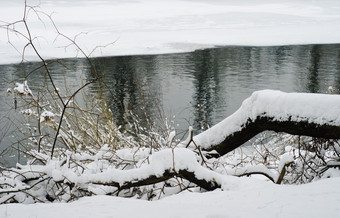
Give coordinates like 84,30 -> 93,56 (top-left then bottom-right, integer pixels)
191,90 -> 340,156
34,148 -> 222,194
0,148 -> 226,203
91,169 -> 220,192
80,148 -> 221,191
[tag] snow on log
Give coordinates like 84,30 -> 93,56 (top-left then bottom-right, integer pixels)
72,148 -> 223,191
190,90 -> 340,156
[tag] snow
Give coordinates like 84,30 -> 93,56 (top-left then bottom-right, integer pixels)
1,1 -> 340,216
323,168 -> 340,178
40,110 -> 55,122
1,0 -> 340,64
278,153 -> 294,173
13,81 -> 32,96
32,148 -> 225,188
167,130 -> 176,146
1,177 -> 340,218
230,164 -> 279,183
193,90 -> 340,149
20,109 -> 33,116
2,145 -> 340,216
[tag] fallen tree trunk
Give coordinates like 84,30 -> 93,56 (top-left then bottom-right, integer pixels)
190,90 -> 340,156
92,169 -> 220,192
78,148 -> 222,192
206,115 -> 340,156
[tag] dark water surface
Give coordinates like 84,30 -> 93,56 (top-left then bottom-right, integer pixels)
1,44 -> 340,165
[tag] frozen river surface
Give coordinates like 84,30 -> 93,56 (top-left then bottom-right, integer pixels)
1,0 -> 340,64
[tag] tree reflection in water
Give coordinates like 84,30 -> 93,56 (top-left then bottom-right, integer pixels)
1,44 -> 340,139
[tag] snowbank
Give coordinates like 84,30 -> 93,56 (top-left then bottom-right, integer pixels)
1,0 -> 340,64
1,177 -> 340,218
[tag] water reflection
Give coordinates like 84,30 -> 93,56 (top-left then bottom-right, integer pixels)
308,45 -> 321,93
191,49 -> 220,131
87,44 -> 340,133
91,56 -> 163,128
1,44 -> 340,162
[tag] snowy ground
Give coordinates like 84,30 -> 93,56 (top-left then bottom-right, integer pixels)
1,177 -> 340,218
1,0 -> 340,64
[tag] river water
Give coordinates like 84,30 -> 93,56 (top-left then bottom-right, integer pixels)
0,44 -> 340,165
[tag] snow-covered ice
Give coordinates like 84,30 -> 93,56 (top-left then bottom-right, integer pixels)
1,0 -> 340,64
